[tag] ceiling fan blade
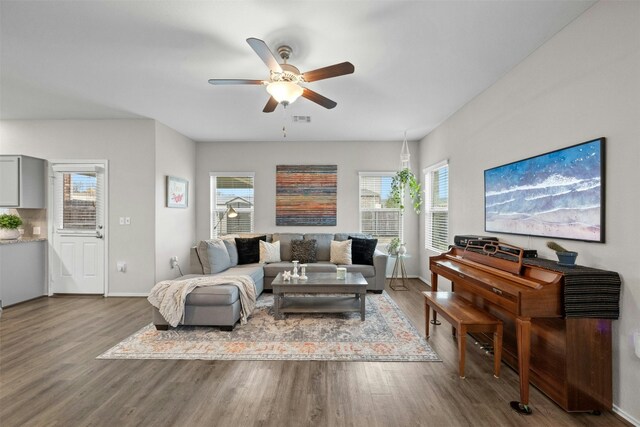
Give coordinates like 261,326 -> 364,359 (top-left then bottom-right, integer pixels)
302,62 -> 355,82
246,38 -> 283,73
263,97 -> 278,113
208,79 -> 264,85
302,88 -> 337,109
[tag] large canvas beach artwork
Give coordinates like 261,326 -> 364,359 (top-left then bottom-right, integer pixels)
484,138 -> 605,242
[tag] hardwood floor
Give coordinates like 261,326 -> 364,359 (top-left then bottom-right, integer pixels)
0,280 -> 629,427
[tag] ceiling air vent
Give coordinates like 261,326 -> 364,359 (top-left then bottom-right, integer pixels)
292,116 -> 311,123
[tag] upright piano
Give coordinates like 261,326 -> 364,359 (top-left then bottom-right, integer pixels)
429,245 -> 613,414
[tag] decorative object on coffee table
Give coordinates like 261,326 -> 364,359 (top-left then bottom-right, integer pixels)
299,264 -> 308,280
292,260 -> 299,278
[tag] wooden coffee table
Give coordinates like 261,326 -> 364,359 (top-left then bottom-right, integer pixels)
271,272 -> 368,320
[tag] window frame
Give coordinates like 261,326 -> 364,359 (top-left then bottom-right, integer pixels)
423,160 -> 449,253
209,172 -> 255,239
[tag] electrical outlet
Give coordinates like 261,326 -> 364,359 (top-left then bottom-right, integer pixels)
117,262 -> 127,272
33,226 -> 41,235
125,217 -> 131,225
170,256 -> 178,269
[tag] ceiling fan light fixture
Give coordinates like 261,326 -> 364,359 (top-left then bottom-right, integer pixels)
266,81 -> 303,105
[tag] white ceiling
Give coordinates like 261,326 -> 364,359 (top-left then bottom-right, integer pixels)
0,1 -> 595,142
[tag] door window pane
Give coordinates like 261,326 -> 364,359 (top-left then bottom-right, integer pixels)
63,173 -> 97,229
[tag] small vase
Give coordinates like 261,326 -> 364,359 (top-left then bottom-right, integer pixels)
0,228 -> 20,240
398,244 -> 407,256
556,251 -> 578,267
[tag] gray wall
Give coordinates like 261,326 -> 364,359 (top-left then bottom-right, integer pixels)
195,139 -> 421,275
155,121 -> 196,281
418,1 -> 640,421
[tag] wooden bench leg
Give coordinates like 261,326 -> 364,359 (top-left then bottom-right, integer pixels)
458,324 -> 467,379
494,323 -> 503,378
425,300 -> 431,338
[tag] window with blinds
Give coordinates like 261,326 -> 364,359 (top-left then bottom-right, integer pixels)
210,173 -> 255,238
359,172 -> 401,245
53,169 -> 103,231
424,161 -> 449,252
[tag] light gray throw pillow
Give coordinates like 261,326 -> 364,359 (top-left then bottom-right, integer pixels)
206,239 -> 231,273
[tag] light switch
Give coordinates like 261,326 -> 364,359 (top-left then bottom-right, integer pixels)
125,217 -> 131,225
33,226 -> 41,235
117,262 -> 127,272
119,217 -> 125,225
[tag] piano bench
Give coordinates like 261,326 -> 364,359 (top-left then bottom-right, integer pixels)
422,291 -> 503,379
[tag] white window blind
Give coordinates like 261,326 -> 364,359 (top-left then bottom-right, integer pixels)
210,173 -> 255,238
424,161 -> 449,252
359,172 -> 401,245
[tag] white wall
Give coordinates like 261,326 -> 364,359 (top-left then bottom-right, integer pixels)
195,139 -> 421,275
418,1 -> 640,422
0,119 -> 157,295
155,122 -> 196,281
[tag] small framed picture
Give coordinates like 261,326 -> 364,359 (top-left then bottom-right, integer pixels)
166,176 -> 188,208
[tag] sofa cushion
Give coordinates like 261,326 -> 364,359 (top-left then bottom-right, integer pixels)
305,261 -> 338,273
341,263 -> 375,277
330,239 -> 352,265
206,239 -> 231,273
259,240 -> 281,263
303,233 -> 333,261
263,262 -> 296,277
186,285 -> 239,306
217,264 -> 264,284
272,233 -> 304,261
291,239 -> 317,264
236,235 -> 266,264
334,232 -> 371,241
349,236 -> 378,266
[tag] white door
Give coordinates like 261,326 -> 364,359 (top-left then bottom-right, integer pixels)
50,162 -> 106,294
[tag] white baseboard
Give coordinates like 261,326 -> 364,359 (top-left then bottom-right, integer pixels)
107,292 -> 148,297
417,276 -> 430,286
613,404 -> 640,426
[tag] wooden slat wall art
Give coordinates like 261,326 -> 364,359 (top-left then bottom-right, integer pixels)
276,165 -> 337,226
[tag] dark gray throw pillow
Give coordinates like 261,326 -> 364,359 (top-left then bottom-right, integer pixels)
235,235 -> 267,265
291,239 -> 317,264
349,236 -> 378,265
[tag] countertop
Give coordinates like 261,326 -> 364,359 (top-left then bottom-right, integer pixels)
0,237 -> 47,245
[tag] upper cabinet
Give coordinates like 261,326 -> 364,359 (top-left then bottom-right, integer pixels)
0,155 -> 46,208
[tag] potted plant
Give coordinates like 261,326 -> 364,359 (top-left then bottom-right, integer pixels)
0,213 -> 23,240
389,168 -> 422,255
546,241 -> 578,266
386,237 -> 401,256
389,168 -> 422,215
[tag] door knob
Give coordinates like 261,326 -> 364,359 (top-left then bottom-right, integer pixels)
96,231 -> 103,239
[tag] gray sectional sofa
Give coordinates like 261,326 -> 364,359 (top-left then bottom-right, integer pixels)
152,232 -> 388,330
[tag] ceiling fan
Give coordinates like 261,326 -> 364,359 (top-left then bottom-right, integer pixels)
208,37 -> 355,112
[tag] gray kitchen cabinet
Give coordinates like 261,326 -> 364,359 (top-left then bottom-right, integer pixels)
0,155 -> 46,208
0,240 -> 47,307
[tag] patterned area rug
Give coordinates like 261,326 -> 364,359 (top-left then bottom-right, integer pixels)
98,292 -> 440,362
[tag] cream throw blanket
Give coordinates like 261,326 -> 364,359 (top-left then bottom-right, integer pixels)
148,275 -> 256,327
